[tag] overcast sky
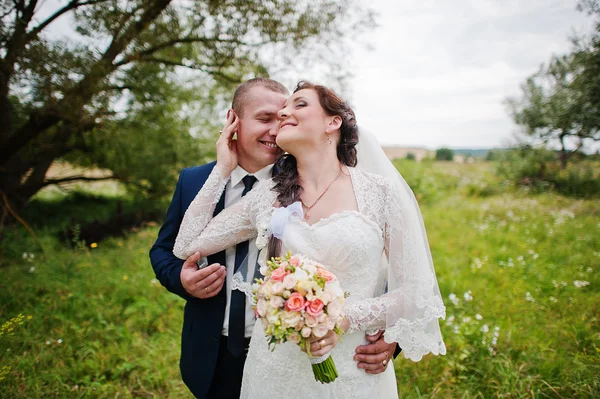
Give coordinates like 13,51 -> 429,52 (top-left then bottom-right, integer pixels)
346,0 -> 593,149
39,0 -> 594,149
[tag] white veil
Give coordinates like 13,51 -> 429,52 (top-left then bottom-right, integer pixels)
355,127 -> 446,361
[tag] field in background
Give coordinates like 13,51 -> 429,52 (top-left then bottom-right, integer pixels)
0,161 -> 598,398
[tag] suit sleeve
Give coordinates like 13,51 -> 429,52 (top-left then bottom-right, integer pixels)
149,169 -> 194,300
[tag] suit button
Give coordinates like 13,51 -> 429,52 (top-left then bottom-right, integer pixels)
214,335 -> 220,342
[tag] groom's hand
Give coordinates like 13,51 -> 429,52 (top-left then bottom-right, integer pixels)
215,109 -> 240,178
180,252 -> 226,299
354,331 -> 398,375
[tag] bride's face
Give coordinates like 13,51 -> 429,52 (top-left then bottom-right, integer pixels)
275,89 -> 334,153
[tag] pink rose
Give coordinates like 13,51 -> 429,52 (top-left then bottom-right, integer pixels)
317,267 -> 336,282
289,257 -> 300,267
271,266 -> 288,282
305,299 -> 325,317
285,292 -> 305,312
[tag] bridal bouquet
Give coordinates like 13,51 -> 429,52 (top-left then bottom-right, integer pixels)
252,252 -> 347,383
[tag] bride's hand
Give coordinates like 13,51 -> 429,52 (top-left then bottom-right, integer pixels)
307,329 -> 340,358
215,109 -> 240,178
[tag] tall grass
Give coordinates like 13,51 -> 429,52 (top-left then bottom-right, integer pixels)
0,162 -> 598,398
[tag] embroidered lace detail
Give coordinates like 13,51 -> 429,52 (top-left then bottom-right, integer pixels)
231,271 -> 257,306
173,169 -> 276,260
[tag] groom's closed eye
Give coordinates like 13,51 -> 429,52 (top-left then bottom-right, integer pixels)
256,112 -> 276,123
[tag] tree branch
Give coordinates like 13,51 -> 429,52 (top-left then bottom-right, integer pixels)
25,0 -> 110,43
43,175 -> 117,187
113,36 -> 250,67
102,84 -> 134,92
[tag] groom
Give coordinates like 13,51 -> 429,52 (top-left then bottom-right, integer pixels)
150,78 -> 398,399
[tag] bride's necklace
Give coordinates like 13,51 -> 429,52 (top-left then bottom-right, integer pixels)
300,167 -> 343,220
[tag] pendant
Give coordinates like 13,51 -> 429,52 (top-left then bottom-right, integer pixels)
305,211 -> 310,220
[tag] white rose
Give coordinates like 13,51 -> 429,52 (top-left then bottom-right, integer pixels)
266,309 -> 280,325
280,311 -> 301,329
270,296 -> 285,309
326,299 -> 343,319
323,315 -> 335,330
304,314 -> 318,328
294,268 -> 308,281
271,282 -> 284,295
301,326 -> 312,338
283,274 -> 297,290
304,263 -> 317,275
312,324 -> 329,338
287,332 -> 300,344
320,291 -> 333,304
326,281 -> 344,298
259,263 -> 268,277
256,298 -> 267,317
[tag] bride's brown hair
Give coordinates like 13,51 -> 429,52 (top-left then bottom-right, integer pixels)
267,81 -> 359,259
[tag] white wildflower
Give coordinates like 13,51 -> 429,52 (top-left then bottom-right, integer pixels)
573,280 -> 590,288
480,324 -> 489,333
57,339 -> 63,344
462,317 -> 471,323
446,315 -> 455,326
525,292 -> 535,302
463,290 -> 473,301
471,257 -> 484,270
475,314 -> 483,320
549,296 -> 557,303
28,266 -> 35,273
448,293 -> 459,306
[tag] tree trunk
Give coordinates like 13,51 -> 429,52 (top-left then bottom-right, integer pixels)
559,133 -> 568,169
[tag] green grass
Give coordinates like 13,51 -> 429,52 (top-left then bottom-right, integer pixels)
1,162 -> 598,398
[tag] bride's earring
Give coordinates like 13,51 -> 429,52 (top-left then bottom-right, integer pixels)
326,132 -> 332,145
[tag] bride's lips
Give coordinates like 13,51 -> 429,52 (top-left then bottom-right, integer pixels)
279,122 -> 296,130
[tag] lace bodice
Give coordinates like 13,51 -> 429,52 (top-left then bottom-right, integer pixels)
174,166 -> 446,362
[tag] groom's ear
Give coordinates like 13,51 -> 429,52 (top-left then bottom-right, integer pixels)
326,115 -> 342,133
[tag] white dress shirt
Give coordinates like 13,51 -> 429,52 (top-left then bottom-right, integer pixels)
221,164 -> 273,337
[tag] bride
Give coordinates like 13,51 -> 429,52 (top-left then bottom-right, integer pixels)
173,81 -> 446,398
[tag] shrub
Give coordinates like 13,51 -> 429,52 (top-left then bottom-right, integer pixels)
495,147 -> 600,198
436,148 -> 454,161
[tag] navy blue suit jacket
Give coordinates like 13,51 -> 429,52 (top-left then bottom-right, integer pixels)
149,161 -> 228,399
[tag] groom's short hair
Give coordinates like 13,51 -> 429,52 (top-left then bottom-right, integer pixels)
232,78 -> 289,117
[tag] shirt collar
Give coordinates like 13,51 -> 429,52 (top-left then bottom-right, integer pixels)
230,164 -> 273,188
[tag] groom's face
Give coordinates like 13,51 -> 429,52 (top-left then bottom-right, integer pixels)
236,86 -> 287,173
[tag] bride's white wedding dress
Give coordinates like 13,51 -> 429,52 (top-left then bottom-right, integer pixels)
174,166 -> 446,399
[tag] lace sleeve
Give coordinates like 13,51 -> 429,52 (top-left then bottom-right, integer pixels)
173,169 -> 274,260
344,177 -> 446,362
